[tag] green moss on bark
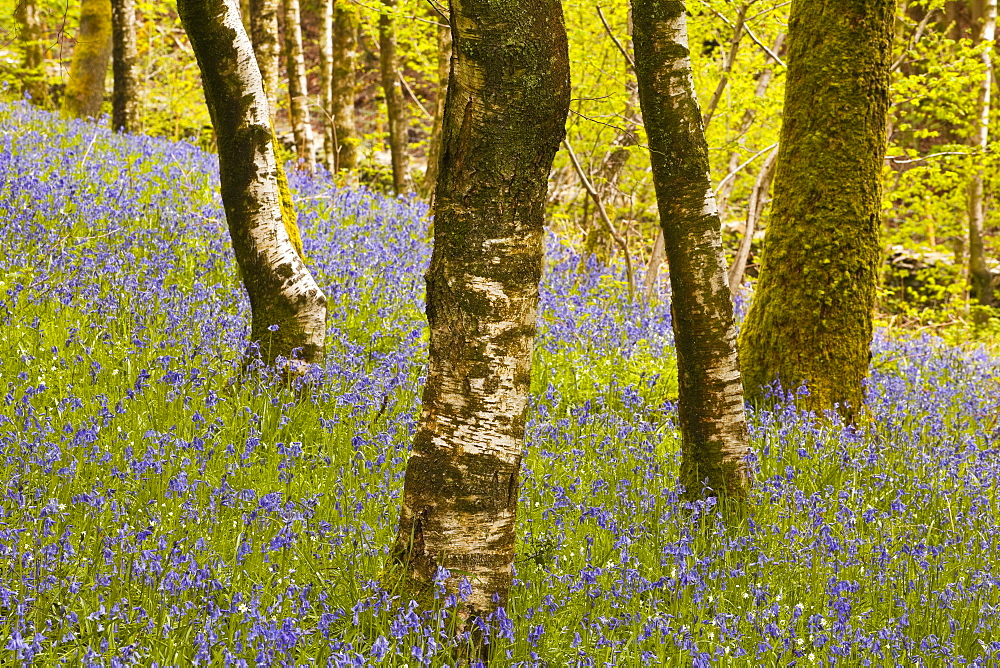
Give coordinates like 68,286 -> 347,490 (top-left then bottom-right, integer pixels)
739,0 -> 895,417
63,0 -> 113,119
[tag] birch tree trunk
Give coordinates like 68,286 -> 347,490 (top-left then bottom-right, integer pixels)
178,0 -> 327,366
15,0 -> 48,105
249,0 -> 281,123
111,0 -> 139,133
969,0 -> 996,306
283,0 -> 316,171
631,0 -> 751,501
739,0 -> 894,416
379,0 -> 412,194
63,0 -> 113,119
330,0 -> 359,171
388,0 -> 570,628
319,0 -> 335,170
419,18 -> 451,199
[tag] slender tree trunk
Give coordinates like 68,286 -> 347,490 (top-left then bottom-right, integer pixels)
379,0 -> 411,194
739,0 -> 894,416
177,0 -> 327,366
420,17 -> 451,200
15,0 -> 48,105
63,0 -> 113,119
319,0 -> 334,170
388,0 -> 570,630
111,0 -> 139,132
631,0 -> 751,501
330,0 -> 359,171
969,0 -> 996,306
283,0 -> 316,170
249,0 -> 281,123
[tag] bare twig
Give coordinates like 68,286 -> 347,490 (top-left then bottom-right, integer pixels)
891,8 -> 936,73
728,144 -> 779,294
743,23 -> 786,67
644,229 -> 665,302
715,142 -> 778,194
563,137 -> 636,300
398,72 -> 432,118
596,5 -> 635,71
703,4 -> 749,129
885,151 -> 971,164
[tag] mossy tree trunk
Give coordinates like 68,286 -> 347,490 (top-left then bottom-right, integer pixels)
419,16 -> 451,200
330,0 -> 359,172
283,0 -> 316,171
16,0 -> 48,105
249,0 -> 280,123
178,0 -> 327,366
111,0 -> 139,133
63,0 -> 113,119
388,0 -> 570,629
969,0 -> 996,306
379,0 -> 411,194
739,0 -> 894,416
631,0 -> 751,501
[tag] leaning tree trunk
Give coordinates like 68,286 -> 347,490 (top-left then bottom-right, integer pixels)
388,0 -> 570,631
739,0 -> 894,416
111,0 -> 139,132
249,0 -> 281,122
178,0 -> 327,366
969,0 -> 996,306
419,16 -> 451,199
330,0 -> 359,172
15,0 -> 48,105
631,0 -> 751,501
63,0 -> 113,119
283,0 -> 316,170
379,0 -> 411,194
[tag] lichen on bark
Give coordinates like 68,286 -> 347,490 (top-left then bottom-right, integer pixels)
631,0 -> 750,500
738,0 -> 895,417
179,0 -> 326,366
387,0 -> 570,636
63,0 -> 113,119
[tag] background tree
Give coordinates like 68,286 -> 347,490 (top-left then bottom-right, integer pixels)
63,0 -> 113,119
631,0 -> 750,500
379,0 -> 411,194
968,0 -> 996,306
15,0 -> 47,105
419,11 -> 450,199
739,0 -> 895,415
283,0 -> 316,170
249,0 -> 281,122
178,0 -> 327,366
330,0 -> 360,172
388,0 -> 570,625
111,0 -> 139,132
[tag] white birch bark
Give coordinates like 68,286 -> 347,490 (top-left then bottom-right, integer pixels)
969,0 -> 996,306
178,0 -> 327,366
632,0 -> 751,499
389,0 -> 571,634
283,0 -> 316,171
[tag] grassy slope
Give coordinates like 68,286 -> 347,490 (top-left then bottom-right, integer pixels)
0,104 -> 999,666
